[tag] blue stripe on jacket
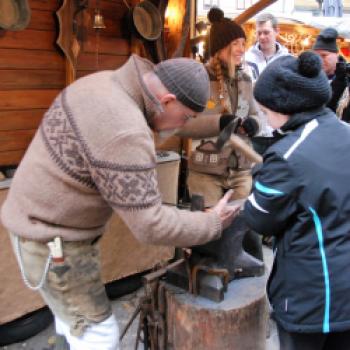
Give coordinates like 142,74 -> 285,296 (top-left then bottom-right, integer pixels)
255,181 -> 285,196
309,207 -> 331,333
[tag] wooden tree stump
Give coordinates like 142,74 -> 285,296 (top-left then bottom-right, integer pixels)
165,275 -> 268,350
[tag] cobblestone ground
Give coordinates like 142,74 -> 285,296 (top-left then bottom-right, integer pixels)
0,247 -> 279,350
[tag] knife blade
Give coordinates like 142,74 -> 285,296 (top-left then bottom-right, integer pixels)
215,117 -> 240,150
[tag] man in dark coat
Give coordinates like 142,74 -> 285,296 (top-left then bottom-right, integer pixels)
313,27 -> 350,122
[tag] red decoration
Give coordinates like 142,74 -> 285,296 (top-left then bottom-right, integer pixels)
341,47 -> 350,57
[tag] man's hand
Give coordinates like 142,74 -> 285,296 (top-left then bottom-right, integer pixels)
212,190 -> 241,229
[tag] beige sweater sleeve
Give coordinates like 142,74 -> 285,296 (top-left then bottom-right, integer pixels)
176,113 -> 221,139
90,129 -> 222,247
121,205 -> 222,247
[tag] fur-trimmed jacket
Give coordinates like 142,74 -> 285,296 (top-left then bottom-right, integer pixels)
178,64 -> 260,170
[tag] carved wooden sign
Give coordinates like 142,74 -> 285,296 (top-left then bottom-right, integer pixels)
56,0 -> 88,84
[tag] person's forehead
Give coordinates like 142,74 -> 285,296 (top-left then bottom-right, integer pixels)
314,49 -> 336,57
230,37 -> 246,44
256,20 -> 275,32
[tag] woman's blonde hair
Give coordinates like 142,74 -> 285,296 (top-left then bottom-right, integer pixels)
209,45 -> 240,113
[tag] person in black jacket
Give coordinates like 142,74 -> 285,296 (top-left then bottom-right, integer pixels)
244,51 -> 350,349
313,27 -> 350,122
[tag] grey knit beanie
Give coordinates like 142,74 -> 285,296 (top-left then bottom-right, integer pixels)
313,27 -> 339,53
254,51 -> 331,114
154,58 -> 210,112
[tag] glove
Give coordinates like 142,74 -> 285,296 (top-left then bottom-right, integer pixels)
241,117 -> 259,137
335,62 -> 347,82
329,62 -> 348,112
219,114 -> 236,131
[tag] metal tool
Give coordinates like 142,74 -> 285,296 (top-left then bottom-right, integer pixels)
120,259 -> 185,350
215,116 -> 263,163
215,117 -> 241,150
166,195 -> 265,302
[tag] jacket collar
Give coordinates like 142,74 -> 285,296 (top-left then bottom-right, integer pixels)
252,41 -> 288,58
112,54 -> 160,126
272,107 -> 332,140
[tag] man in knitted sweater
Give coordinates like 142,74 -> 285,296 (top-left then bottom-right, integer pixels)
0,55 -> 239,350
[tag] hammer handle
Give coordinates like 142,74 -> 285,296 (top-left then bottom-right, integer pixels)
229,135 -> 263,164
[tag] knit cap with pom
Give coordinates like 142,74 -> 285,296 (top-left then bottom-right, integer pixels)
254,51 -> 331,114
207,7 -> 246,57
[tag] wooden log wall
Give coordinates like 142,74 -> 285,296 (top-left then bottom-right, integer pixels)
0,0 -> 136,167
0,0 -> 187,167
0,0 -> 64,166
75,0 -> 132,79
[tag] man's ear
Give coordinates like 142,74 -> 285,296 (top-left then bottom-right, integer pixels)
159,93 -> 176,105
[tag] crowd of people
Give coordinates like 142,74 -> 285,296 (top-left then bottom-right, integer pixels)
1,5 -> 350,350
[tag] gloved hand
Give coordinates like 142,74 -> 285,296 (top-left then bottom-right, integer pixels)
335,62 -> 347,82
329,61 -> 348,112
219,114 -> 236,131
240,117 -> 259,137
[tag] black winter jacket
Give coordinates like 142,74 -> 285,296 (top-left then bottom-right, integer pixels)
244,107 -> 350,333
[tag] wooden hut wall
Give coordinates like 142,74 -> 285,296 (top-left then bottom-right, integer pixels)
0,0 -> 135,167
0,0 -> 189,167
75,0 -> 132,79
0,0 -> 64,166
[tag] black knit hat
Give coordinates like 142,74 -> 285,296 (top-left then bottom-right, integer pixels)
313,27 -> 339,53
154,58 -> 210,112
207,7 -> 246,57
254,51 -> 331,114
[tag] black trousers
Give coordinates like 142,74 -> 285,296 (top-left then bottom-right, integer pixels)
278,324 -> 350,350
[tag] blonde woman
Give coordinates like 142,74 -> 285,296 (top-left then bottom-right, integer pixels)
179,7 -> 260,207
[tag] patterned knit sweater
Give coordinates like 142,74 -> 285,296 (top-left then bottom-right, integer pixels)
1,55 -> 221,246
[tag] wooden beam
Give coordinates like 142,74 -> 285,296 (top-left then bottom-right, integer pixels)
0,150 -> 26,166
0,49 -> 64,70
0,110 -> 45,131
0,30 -> 57,50
77,54 -> 128,71
0,130 -> 36,152
234,0 -> 278,25
0,70 -> 65,90
83,37 -> 130,56
0,90 -> 59,110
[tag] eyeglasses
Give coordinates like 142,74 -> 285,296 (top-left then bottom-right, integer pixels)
184,114 -> 195,122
